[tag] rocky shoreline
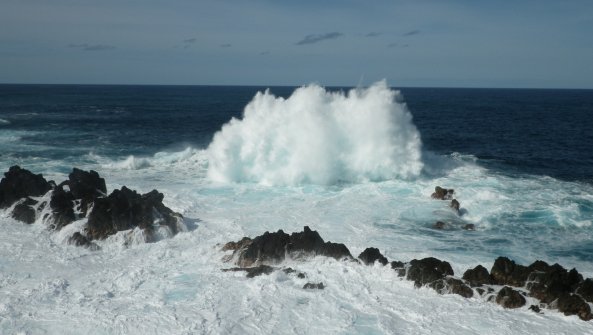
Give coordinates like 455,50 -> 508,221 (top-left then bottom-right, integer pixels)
0,165 -> 184,247
2,167 -> 592,321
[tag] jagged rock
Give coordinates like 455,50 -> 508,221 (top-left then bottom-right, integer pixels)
526,261 -> 583,304
49,186 -> 75,230
496,286 -> 526,309
68,232 -> 99,250
303,282 -> 324,290
406,257 -> 454,288
86,186 -> 182,241
358,247 -> 388,266
529,305 -> 542,313
0,166 -> 52,209
463,265 -> 492,287
234,226 -> 352,267
433,221 -> 446,229
391,261 -> 406,277
223,265 -> 275,278
67,168 -> 106,216
490,257 -> 532,287
429,277 -> 474,298
462,224 -> 475,230
450,199 -> 460,212
222,237 -> 253,251
11,197 -> 37,224
576,278 -> 593,303
431,186 -> 454,200
556,293 -> 593,321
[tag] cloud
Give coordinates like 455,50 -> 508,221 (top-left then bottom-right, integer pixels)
296,32 -> 343,45
68,43 -> 116,51
403,30 -> 420,36
183,38 -> 197,44
220,43 -> 232,48
366,32 -> 382,37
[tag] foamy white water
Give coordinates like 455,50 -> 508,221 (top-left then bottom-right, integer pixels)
207,81 -> 423,185
1,83 -> 593,334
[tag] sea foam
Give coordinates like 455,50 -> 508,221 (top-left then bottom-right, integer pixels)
207,81 -> 423,185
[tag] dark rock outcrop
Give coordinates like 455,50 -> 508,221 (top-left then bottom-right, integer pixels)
406,257 -> 454,288
303,282 -> 325,290
234,226 -> 352,267
67,168 -> 106,216
49,186 -> 75,230
222,237 -> 253,251
490,257 -> 532,287
433,221 -> 446,229
463,265 -> 492,287
496,286 -> 526,309
0,166 -> 52,208
68,232 -> 99,250
576,278 -> 593,303
556,293 -> 593,321
86,187 -> 182,241
391,261 -> 406,277
429,277 -> 473,298
358,247 -> 388,266
526,261 -> 582,304
431,186 -> 454,200
11,197 -> 37,224
450,199 -> 460,213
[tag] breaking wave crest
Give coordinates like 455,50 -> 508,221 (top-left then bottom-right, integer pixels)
207,80 -> 423,185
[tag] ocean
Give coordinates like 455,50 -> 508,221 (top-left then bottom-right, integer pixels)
1,82 -> 593,334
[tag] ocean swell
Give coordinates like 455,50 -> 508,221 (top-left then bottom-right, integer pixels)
207,81 -> 423,185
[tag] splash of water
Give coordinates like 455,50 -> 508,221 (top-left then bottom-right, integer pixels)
207,80 -> 423,185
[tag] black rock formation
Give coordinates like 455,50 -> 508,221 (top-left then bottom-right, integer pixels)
358,247 -> 388,266
0,166 -> 52,209
431,186 -> 454,200
496,286 -> 526,309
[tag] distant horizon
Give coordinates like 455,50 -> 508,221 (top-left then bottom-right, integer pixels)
1,81 -> 592,91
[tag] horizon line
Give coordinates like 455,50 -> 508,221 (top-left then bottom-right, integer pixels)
1,82 -> 592,91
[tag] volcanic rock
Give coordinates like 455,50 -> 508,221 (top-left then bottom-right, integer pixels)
303,282 -> 324,290
433,221 -> 446,229
49,186 -> 75,230
526,261 -> 583,304
11,197 -> 37,224
490,257 -> 532,287
496,286 -> 526,309
406,257 -> 454,288
223,265 -> 275,278
576,278 -> 593,303
86,186 -> 182,241
556,293 -> 592,321
67,168 -> 106,216
429,277 -> 474,298
462,265 -> 492,287
68,232 -> 99,250
431,186 -> 454,200
358,247 -> 388,266
0,166 -> 52,208
234,226 -> 352,267
450,199 -> 460,213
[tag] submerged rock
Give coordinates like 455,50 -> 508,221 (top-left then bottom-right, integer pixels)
431,186 -> 454,200
496,286 -> 526,309
223,265 -> 276,278
358,247 -> 388,266
0,166 -> 52,209
433,221 -> 446,229
450,199 -> 460,213
68,232 -> 99,250
303,282 -> 325,290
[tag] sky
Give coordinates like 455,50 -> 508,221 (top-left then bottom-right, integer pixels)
1,0 -> 592,88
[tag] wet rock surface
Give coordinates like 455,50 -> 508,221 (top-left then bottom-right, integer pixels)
406,257 -> 454,288
462,265 -> 492,287
358,247 -> 388,266
303,282 -> 325,290
1,166 -> 183,244
0,166 -> 52,209
431,186 -> 454,200
496,286 -> 526,309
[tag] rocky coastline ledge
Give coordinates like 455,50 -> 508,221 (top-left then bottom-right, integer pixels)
0,165 -> 185,248
2,166 -> 592,321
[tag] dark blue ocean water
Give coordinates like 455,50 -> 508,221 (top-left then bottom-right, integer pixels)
1,84 -> 592,183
